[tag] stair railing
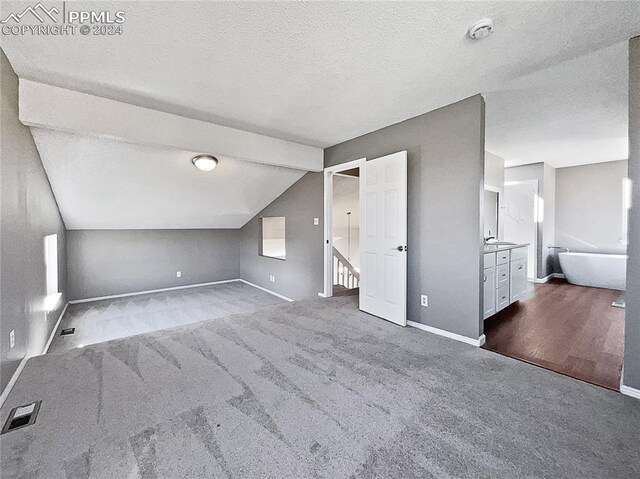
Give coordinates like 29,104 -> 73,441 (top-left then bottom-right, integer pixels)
333,247 -> 360,289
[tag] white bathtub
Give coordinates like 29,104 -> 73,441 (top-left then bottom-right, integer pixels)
558,252 -> 627,291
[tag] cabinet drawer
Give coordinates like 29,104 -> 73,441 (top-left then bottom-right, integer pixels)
496,263 -> 510,287
484,252 -> 496,268
510,246 -> 527,261
496,285 -> 510,312
496,250 -> 510,265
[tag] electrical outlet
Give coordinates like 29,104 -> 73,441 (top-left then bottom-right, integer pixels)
269,274 -> 275,283
421,295 -> 429,307
313,217 -> 319,226
9,329 -> 15,349
176,271 -> 181,278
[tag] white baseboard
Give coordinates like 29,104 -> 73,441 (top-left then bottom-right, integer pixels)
68,278 -> 295,305
0,355 -> 29,409
620,384 -> 640,400
318,292 -> 327,298
42,302 -> 68,355
238,279 -> 294,302
0,278 -> 293,409
68,279 -> 242,304
533,274 -> 553,284
533,273 -> 565,284
0,302 -> 70,408
407,321 -> 486,347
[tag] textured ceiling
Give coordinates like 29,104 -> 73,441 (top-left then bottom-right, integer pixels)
486,41 -> 629,168
3,1 -> 639,149
3,1 -> 639,229
31,129 -> 305,229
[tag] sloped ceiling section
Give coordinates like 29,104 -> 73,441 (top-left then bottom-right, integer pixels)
4,0 -> 640,229
32,129 -> 306,230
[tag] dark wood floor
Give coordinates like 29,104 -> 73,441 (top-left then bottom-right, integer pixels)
483,279 -> 625,390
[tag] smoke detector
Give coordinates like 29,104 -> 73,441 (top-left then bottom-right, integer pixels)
468,19 -> 494,40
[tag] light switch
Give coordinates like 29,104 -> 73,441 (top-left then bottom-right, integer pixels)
313,218 -> 319,226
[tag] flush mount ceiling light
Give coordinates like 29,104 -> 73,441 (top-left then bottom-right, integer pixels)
192,154 -> 218,172
468,18 -> 494,40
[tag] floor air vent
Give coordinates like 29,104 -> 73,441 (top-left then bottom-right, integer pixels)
60,328 -> 75,336
1,401 -> 41,434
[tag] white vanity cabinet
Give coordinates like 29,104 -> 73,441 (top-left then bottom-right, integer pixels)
483,254 -> 496,318
509,247 -> 528,302
483,245 -> 528,320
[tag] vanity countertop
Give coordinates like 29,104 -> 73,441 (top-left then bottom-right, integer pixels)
484,243 -> 530,253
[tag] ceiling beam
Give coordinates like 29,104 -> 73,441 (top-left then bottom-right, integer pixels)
19,80 -> 323,172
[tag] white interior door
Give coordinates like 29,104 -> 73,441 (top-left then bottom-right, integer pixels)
359,151 -> 407,326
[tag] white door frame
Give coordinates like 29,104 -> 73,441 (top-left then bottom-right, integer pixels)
322,158 -> 367,298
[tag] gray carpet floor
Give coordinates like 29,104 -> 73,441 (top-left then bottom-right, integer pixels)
49,281 -> 286,353
1,295 -> 639,478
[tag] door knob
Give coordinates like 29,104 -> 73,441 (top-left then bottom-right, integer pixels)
397,245 -> 405,252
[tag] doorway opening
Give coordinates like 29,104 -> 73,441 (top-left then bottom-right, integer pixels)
482,144 -> 627,392
331,168 -> 360,295
323,158 -> 365,298
323,152 -> 408,326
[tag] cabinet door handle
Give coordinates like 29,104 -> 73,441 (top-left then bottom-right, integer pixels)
519,265 -> 523,270
484,274 -> 487,283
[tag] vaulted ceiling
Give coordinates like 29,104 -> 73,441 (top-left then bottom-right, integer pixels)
2,1 -> 639,228
31,129 -> 306,229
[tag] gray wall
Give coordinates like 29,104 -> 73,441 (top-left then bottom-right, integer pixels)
325,95 -> 485,340
624,36 -> 640,391
504,163 -> 557,278
556,160 -> 628,255
239,173 -> 324,301
543,163 -> 557,275
1,50 -> 67,393
67,230 -> 240,300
